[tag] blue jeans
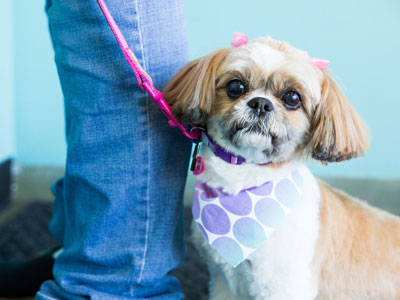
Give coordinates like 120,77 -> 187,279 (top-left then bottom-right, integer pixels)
36,0 -> 191,299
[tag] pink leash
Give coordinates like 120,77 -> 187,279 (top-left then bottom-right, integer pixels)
97,0 -> 201,140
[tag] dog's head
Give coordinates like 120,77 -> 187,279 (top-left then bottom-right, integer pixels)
164,37 -> 369,164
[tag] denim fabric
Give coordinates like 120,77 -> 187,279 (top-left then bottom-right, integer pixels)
36,0 -> 191,299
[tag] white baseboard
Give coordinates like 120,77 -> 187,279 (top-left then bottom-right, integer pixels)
13,164 -> 64,202
12,165 -> 195,205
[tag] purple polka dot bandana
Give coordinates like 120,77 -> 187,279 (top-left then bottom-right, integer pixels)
192,169 -> 303,267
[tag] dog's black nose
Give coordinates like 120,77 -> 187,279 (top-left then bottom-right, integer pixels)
247,97 -> 274,115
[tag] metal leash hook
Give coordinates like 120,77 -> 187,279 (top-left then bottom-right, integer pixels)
189,127 -> 205,174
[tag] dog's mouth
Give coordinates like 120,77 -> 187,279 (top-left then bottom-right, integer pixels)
233,120 -> 269,136
227,120 -> 279,149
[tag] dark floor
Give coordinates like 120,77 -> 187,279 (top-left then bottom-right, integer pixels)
0,202 -> 59,263
0,202 -> 209,300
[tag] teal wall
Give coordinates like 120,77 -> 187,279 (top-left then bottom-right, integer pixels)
13,0 -> 66,166
0,0 -> 14,162
3,0 -> 400,178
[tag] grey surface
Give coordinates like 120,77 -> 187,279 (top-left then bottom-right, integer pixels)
323,177 -> 400,216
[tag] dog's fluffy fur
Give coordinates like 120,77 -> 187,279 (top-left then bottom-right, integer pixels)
164,37 -> 400,299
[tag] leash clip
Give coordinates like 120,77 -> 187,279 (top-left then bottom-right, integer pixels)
190,128 -> 205,174
190,139 -> 202,174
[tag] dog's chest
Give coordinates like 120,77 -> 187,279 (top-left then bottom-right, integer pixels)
192,163 -> 321,299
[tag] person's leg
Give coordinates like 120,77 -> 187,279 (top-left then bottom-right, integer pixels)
36,0 -> 191,299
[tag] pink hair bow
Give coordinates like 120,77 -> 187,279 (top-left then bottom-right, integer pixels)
311,57 -> 330,71
231,32 -> 248,47
305,51 -> 330,71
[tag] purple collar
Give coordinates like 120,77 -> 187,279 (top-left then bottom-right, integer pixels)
202,132 -> 271,166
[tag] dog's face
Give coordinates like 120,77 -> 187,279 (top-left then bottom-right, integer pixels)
164,37 -> 369,164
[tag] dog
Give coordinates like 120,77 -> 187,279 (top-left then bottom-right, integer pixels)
163,36 -> 400,299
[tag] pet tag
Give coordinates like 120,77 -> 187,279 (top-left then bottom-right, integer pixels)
193,157 -> 204,175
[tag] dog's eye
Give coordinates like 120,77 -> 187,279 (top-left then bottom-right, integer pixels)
281,91 -> 301,109
226,79 -> 247,99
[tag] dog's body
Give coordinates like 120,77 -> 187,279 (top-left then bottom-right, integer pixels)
193,149 -> 321,300
164,37 -> 400,299
192,147 -> 400,299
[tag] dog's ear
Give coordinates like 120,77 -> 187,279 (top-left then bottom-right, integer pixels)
163,49 -> 229,125
308,73 -> 369,163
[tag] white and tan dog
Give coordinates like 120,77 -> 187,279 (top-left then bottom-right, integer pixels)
164,37 -> 400,299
